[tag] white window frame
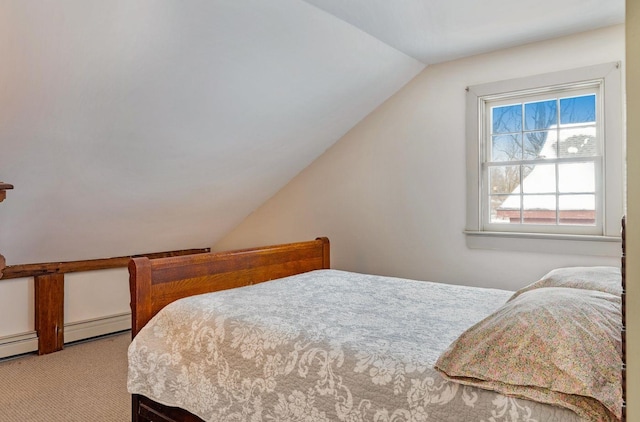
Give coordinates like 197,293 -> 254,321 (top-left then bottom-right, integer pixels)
465,63 -> 623,256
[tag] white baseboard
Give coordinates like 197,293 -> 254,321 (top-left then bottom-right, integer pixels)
0,312 -> 131,359
0,331 -> 38,359
64,312 -> 131,343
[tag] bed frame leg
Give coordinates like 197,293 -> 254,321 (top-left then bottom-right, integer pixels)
132,395 -> 140,422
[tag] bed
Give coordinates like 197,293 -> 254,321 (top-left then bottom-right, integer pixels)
128,232 -> 626,422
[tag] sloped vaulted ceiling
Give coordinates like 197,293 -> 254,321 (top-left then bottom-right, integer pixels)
303,0 -> 624,64
0,0 -> 424,263
0,0 -> 624,264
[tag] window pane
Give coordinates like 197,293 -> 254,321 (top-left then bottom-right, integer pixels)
490,166 -> 520,194
525,131 -> 555,159
522,164 -> 556,193
560,95 -> 596,125
525,100 -> 557,130
559,195 -> 596,225
491,134 -> 522,161
558,162 -> 595,193
492,104 -> 522,134
558,126 -> 597,158
523,195 -> 556,224
491,194 -> 519,223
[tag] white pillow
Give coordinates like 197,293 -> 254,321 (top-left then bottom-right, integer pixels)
509,266 -> 621,301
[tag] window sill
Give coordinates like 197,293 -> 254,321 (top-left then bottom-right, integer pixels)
464,230 -> 621,257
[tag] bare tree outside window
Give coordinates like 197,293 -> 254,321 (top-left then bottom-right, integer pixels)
487,93 -> 597,225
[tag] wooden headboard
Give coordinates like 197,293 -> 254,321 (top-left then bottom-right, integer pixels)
129,237 -> 330,337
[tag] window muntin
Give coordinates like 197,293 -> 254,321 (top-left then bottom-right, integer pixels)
481,84 -> 602,234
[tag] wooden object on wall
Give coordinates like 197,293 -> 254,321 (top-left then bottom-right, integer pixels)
1,248 -> 210,280
0,182 -> 12,203
0,183 -> 210,355
0,183 -> 13,279
0,247 -> 209,355
34,274 -> 65,355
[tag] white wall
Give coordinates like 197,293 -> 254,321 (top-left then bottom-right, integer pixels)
0,269 -> 139,339
0,270 -> 131,357
215,25 -> 625,291
0,0 -> 423,266
0,278 -> 33,337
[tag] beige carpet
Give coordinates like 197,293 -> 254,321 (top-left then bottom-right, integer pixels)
0,332 -> 131,422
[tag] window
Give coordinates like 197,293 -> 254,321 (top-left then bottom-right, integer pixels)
465,63 -> 623,255
486,86 -> 601,234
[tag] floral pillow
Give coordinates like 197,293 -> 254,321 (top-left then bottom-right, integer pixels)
509,266 -> 621,301
435,287 -> 622,422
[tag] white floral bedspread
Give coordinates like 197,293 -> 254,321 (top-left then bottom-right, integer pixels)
128,269 -> 582,422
